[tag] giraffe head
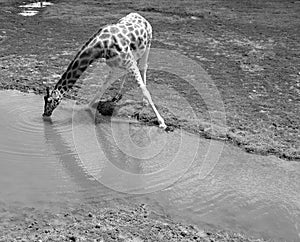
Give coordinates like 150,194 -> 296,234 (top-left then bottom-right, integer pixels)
43,87 -> 62,117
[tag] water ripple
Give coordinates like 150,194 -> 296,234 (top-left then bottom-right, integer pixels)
1,91 -> 300,242
0,91 -> 72,157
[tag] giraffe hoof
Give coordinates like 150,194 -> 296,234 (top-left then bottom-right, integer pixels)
142,98 -> 149,106
111,93 -> 122,103
159,123 -> 167,130
88,102 -> 98,110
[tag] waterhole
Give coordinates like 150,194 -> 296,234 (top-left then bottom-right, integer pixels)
18,1 -> 53,16
0,90 -> 299,241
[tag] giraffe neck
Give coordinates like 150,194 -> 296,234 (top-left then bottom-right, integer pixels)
54,29 -> 103,95
54,47 -> 98,95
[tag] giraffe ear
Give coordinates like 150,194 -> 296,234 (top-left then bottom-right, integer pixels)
46,87 -> 50,97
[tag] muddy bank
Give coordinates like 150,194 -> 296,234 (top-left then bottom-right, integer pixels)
0,202 -> 265,242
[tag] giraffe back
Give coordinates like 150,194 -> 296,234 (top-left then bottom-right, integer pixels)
86,13 -> 152,68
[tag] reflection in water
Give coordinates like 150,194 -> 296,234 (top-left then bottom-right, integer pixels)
0,91 -> 299,241
0,91 -> 77,204
72,109 -> 200,194
41,101 -> 137,207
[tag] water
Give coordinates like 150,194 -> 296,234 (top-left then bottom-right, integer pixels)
18,1 -> 53,16
0,90 -> 299,241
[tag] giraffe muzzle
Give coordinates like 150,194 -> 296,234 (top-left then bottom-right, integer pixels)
42,110 -> 53,117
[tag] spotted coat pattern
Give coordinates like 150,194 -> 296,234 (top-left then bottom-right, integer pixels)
54,13 -> 152,94
43,13 -> 166,129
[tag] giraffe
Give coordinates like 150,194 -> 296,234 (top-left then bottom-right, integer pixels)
43,13 -> 167,129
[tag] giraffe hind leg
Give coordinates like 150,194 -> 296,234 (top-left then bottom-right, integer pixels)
89,69 -> 118,108
115,74 -> 127,99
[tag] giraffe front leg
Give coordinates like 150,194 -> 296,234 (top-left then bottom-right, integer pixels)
138,45 -> 150,106
89,93 -> 100,109
129,61 -> 166,129
141,67 -> 149,107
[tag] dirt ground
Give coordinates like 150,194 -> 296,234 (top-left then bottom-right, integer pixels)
0,0 -> 299,241
1,202 -> 267,242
